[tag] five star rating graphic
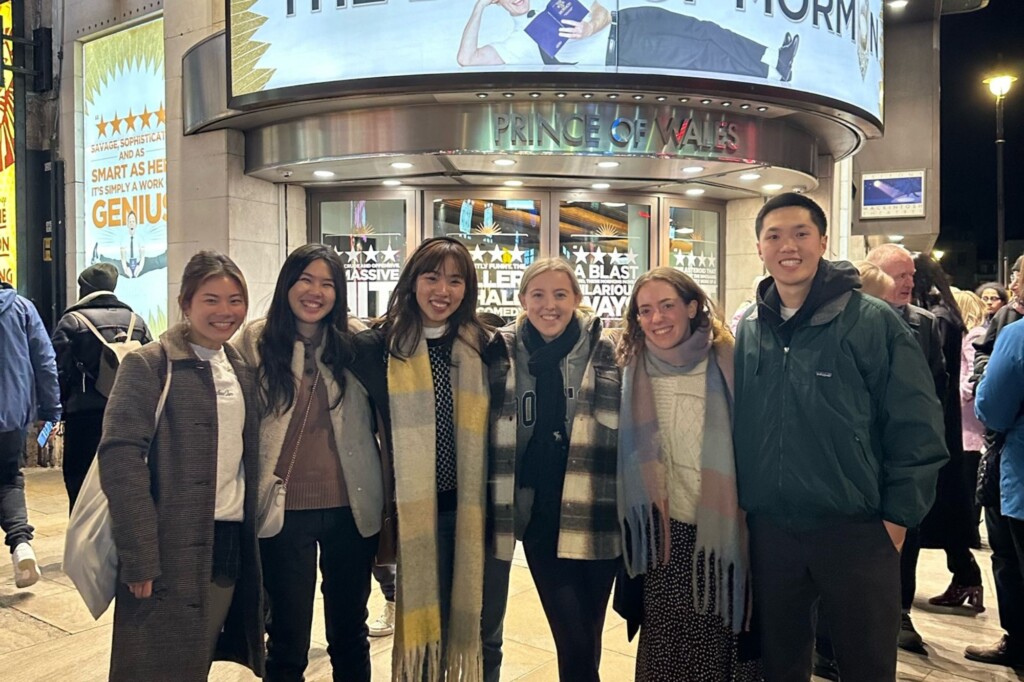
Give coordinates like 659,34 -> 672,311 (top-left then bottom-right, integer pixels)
671,250 -> 717,269
96,105 -> 167,138
571,245 -> 639,265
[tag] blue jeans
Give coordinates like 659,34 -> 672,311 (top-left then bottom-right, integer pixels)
0,430 -> 32,551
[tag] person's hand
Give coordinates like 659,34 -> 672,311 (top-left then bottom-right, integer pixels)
127,579 -> 153,599
559,19 -> 596,40
883,520 -> 906,552
477,0 -> 499,9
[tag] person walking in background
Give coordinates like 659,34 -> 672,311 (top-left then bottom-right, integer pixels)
51,262 -> 152,513
351,237 -> 490,681
236,244 -> 384,682
486,258 -> 621,682
0,281 -> 60,588
617,268 -> 760,681
734,193 -> 947,682
952,289 -> 987,543
976,282 -> 1008,325
97,252 -> 265,681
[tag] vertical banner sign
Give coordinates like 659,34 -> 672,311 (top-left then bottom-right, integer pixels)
83,19 -> 168,334
0,2 -> 16,287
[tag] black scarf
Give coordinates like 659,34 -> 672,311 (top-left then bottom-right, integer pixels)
519,316 -> 582,541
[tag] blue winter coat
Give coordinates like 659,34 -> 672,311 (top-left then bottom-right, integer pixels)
975,318 -> 1024,521
0,288 -> 61,431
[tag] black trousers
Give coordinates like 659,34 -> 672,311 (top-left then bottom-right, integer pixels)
523,536 -> 617,682
900,526 -> 982,610
749,517 -> 900,682
261,507 -> 377,682
986,505 -> 1024,640
62,411 -> 104,514
0,430 -> 32,551
481,552 -> 513,682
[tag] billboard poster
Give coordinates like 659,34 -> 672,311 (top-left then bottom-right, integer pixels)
83,18 -> 168,334
0,2 -> 16,287
860,170 -> 925,219
229,0 -> 884,122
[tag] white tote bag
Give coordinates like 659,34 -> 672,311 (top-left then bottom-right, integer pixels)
62,349 -> 172,619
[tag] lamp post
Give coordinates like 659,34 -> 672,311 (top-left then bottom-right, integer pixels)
984,74 -> 1016,283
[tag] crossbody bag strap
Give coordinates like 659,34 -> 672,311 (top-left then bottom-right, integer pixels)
125,313 -> 137,341
281,369 -> 321,486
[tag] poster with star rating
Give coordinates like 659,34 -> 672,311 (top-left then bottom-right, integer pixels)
82,18 -> 168,334
0,2 -> 16,287
672,248 -> 719,301
470,238 -> 534,321
566,244 -> 643,323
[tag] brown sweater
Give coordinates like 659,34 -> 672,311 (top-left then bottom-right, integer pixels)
275,330 -> 348,510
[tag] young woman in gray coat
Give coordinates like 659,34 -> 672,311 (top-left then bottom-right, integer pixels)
97,251 -> 265,681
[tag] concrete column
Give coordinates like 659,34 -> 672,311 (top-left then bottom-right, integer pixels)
163,0 -> 303,320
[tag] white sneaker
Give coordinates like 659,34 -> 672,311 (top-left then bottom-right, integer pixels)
12,542 -> 39,588
368,601 -> 395,637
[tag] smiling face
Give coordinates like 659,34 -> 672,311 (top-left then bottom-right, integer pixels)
288,258 -> 337,337
182,275 -> 248,350
519,270 -> 582,342
415,257 -> 466,328
636,280 -> 699,351
756,206 -> 827,307
876,251 -> 916,307
498,0 -> 531,17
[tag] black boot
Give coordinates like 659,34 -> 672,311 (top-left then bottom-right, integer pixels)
898,612 -> 926,653
776,33 -> 800,82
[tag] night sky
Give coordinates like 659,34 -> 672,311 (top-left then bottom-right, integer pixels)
939,1 -> 1024,262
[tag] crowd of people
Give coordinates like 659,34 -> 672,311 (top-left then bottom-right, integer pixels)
0,191 -> 1020,681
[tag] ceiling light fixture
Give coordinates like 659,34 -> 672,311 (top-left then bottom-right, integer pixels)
597,161 -> 620,168
390,162 -> 413,170
685,188 -> 706,196
529,92 -> 541,98
493,158 -> 516,167
313,170 -> 335,179
700,99 -> 712,105
632,94 -> 644,101
382,179 -> 402,186
888,0 -> 908,9
762,183 -> 784,192
888,234 -> 905,242
592,182 -> 611,190
721,101 -> 732,107
757,106 -> 769,112
476,93 -> 488,99
740,103 -> 751,110
679,97 -> 689,103
502,92 -> 515,98
739,172 -> 761,181
656,96 -> 667,102
582,93 -> 594,99
503,180 -> 524,187
555,92 -> 567,98
683,166 -> 704,173
607,93 -> 619,99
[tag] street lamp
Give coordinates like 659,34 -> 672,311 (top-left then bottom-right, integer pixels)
984,74 -> 1017,282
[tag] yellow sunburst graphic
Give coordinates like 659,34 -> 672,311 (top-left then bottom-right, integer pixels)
474,223 -> 503,235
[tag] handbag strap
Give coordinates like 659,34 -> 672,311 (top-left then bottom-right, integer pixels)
281,369 -> 321,486
154,345 -> 172,427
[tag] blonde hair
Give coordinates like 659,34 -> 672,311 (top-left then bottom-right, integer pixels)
954,290 -> 987,330
517,258 -> 583,299
854,260 -> 894,300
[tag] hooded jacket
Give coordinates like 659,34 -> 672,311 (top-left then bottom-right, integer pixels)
51,291 -> 153,414
733,260 -> 948,529
0,287 -> 61,431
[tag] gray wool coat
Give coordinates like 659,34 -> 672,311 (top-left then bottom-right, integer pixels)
97,323 -> 265,681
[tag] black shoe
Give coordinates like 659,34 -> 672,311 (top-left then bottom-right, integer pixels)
898,613 -> 926,653
812,650 -> 840,681
776,33 -> 799,82
965,635 -> 1024,668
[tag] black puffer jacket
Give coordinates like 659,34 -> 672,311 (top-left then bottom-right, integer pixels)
51,292 -> 152,414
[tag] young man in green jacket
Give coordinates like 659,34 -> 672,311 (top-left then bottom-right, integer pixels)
733,193 -> 948,682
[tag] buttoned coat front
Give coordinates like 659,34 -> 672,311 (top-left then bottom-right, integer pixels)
97,324 -> 265,681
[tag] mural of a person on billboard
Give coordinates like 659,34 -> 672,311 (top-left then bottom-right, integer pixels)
458,1 -> 800,82
90,211 -> 167,279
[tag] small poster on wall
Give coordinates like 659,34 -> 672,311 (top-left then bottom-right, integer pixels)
860,170 -> 926,220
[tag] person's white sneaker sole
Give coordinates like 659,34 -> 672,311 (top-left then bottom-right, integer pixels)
13,544 -> 40,588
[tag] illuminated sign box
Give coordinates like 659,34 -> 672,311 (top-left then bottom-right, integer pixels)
860,170 -> 925,220
227,0 -> 884,125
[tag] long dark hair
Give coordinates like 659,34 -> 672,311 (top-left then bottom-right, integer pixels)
913,253 -> 965,332
378,237 -> 485,359
258,244 -> 353,415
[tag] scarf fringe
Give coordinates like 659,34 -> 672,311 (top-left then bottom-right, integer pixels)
691,548 -> 747,635
621,503 -> 664,577
444,646 -> 483,682
393,641 -> 442,682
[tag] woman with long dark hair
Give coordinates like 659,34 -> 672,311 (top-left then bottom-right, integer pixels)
98,251 -> 265,681
912,254 -> 985,612
350,236 -> 490,681
486,258 -> 621,682
237,243 -> 384,682
617,267 -> 760,681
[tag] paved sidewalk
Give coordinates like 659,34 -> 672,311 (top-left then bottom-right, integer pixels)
0,469 -> 1020,681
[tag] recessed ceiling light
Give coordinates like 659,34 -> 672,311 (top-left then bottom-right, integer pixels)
888,0 -> 908,9
762,183 -> 784,192
683,166 -> 704,174
685,188 -> 706,196
757,106 -> 769,112
502,92 -> 514,98
700,99 -> 712,105
678,226 -> 695,235
656,96 -> 667,102
382,179 -> 402,186
597,161 -> 620,169
607,93 -> 619,99
739,172 -> 761,181
722,101 -> 732,107
582,93 -> 594,99
390,161 -> 413,170
555,92 -> 567,98
313,170 -> 335,179
493,158 -> 516,167
476,93 -> 488,99
889,234 -> 905,242
603,202 -> 626,207
740,103 -> 751,110
503,180 -> 524,187
529,92 -> 541,98
592,182 -> 611,190
679,97 -> 689,103
632,94 -> 644,101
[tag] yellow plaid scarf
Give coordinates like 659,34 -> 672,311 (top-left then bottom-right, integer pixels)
388,329 -> 488,682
